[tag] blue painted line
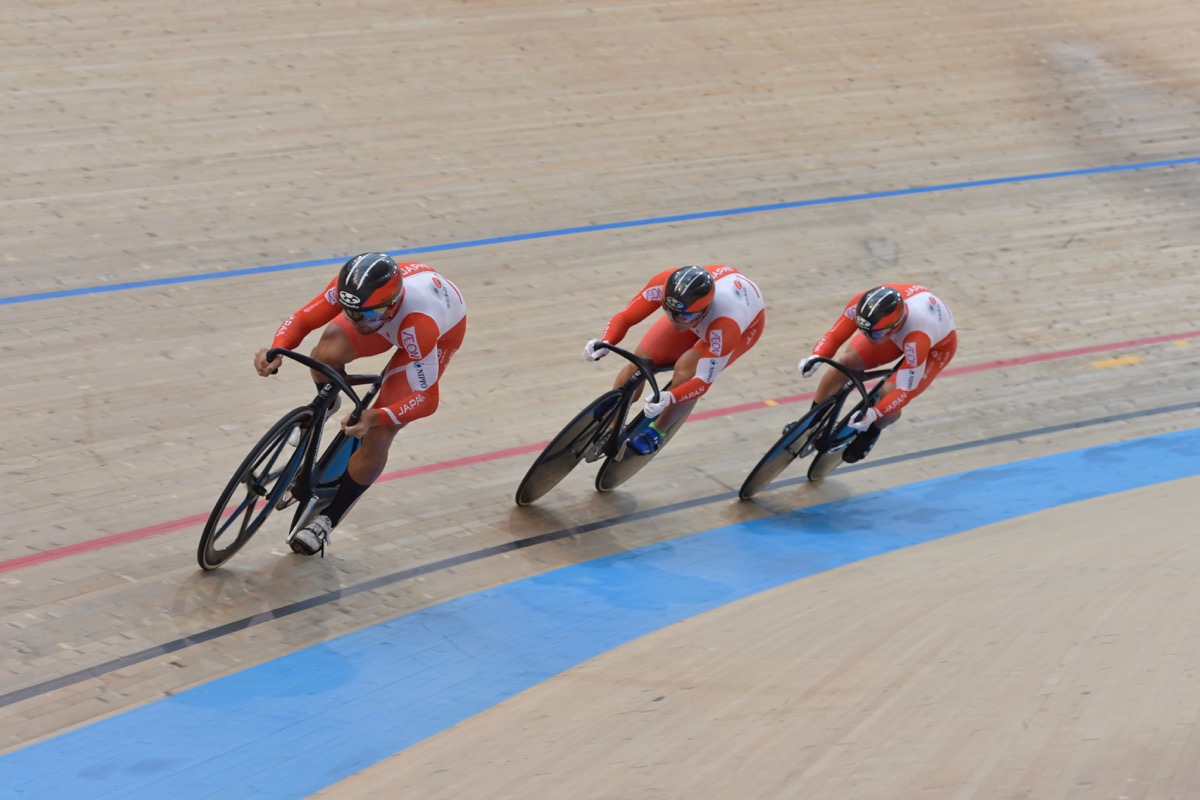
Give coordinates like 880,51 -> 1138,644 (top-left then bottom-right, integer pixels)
3,427 -> 1198,798
4,155 -> 1199,306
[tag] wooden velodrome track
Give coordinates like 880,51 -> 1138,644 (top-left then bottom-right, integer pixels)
4,0 -> 1200,797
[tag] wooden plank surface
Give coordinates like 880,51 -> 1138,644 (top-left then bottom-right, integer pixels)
2,0 -> 1200,796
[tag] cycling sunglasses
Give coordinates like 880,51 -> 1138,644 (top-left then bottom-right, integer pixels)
344,303 -> 393,323
668,308 -> 704,323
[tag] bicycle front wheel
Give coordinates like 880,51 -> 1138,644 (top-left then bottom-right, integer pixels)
197,407 -> 313,570
515,391 -> 622,506
739,401 -> 832,500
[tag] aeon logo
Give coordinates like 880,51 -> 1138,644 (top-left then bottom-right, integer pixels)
401,327 -> 421,360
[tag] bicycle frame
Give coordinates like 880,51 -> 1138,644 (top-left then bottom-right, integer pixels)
739,354 -> 909,500
197,349 -> 389,569
592,343 -> 667,462
512,344 -> 670,506
798,356 -> 904,456
264,348 -> 384,529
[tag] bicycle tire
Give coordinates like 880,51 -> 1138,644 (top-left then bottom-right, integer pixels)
806,448 -> 844,482
197,406 -> 313,570
738,401 -> 833,500
806,399 -> 868,483
593,402 -> 692,493
515,390 -> 623,506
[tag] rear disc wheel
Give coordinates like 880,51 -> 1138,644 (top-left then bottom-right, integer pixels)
594,401 -> 692,493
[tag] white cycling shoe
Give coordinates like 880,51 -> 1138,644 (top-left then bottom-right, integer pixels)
290,514 -> 333,556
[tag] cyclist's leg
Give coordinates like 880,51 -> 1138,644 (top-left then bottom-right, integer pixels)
309,316 -> 391,379
874,330 -> 959,427
838,335 -> 908,464
651,347 -> 701,432
290,324 -> 402,553
611,316 -> 694,396
814,333 -> 900,408
322,320 -> 468,527
303,389 -> 434,551
613,318 -> 694,453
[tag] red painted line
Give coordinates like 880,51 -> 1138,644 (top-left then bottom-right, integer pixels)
3,329 -> 1196,574
940,330 -> 1200,376
376,442 -> 546,483
0,514 -> 209,574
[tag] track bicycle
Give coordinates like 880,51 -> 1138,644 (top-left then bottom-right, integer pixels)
514,343 -> 693,505
196,348 -> 383,570
738,356 -> 905,500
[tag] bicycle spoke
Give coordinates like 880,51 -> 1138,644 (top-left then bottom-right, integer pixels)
198,406 -> 315,570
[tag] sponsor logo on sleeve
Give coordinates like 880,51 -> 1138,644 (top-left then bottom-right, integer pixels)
904,341 -> 918,366
710,329 -> 724,356
324,288 -> 338,305
643,286 -> 665,303
410,361 -> 429,389
401,327 -> 421,360
732,280 -> 748,304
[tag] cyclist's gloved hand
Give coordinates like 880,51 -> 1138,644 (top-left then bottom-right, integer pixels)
642,390 -> 675,419
583,338 -> 610,361
848,406 -> 879,432
798,355 -> 821,379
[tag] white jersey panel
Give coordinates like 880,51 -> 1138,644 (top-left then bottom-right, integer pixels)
886,289 -> 956,348
694,272 -> 764,338
377,270 -> 467,349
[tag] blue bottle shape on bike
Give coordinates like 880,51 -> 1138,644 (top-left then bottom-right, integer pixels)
318,436 -> 361,486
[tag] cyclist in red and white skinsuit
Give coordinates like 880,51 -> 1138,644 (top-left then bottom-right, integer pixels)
584,264 -> 766,454
797,283 -> 957,463
253,253 -> 467,555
